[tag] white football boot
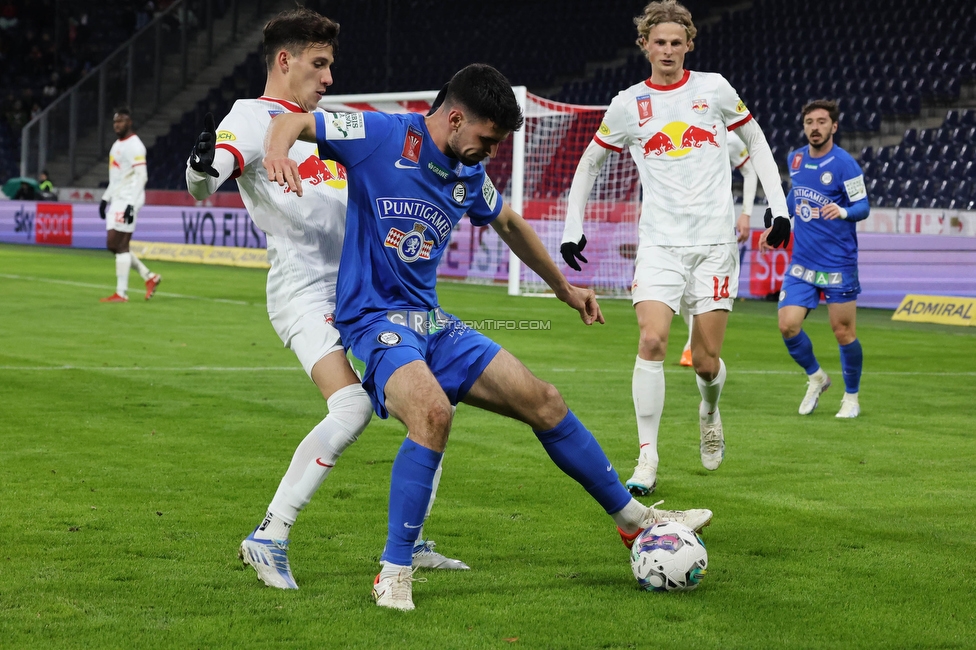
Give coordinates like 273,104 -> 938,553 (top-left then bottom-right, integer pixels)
699,403 -> 725,471
799,369 -> 831,415
372,565 -> 425,611
618,500 -> 713,548
625,453 -> 658,496
835,393 -> 860,418
411,539 -> 470,570
239,527 -> 298,590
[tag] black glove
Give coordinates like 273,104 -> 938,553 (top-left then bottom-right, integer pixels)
123,205 -> 134,224
99,199 -> 107,220
763,208 -> 791,249
189,112 -> 219,177
560,235 -> 588,272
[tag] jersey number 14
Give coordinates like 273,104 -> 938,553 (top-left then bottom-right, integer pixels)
712,276 -> 730,301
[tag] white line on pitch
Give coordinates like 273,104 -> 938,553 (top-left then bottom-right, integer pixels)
549,368 -> 976,376
1,366 -> 973,378
0,366 -> 300,371
0,273 -> 255,306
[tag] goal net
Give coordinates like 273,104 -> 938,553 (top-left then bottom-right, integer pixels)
319,89 -> 640,297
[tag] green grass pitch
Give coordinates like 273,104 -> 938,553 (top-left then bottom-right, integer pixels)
2,243 -> 975,649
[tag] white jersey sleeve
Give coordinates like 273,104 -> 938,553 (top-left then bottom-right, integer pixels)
594,93 -> 637,153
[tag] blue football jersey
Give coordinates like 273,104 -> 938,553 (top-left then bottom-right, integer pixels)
786,145 -> 869,272
313,111 -> 503,328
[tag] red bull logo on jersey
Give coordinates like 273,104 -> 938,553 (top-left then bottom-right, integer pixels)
285,156 -> 347,192
642,122 -> 720,158
691,98 -> 709,114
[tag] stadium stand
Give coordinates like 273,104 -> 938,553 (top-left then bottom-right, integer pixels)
0,0 -> 148,182
552,0 -> 976,210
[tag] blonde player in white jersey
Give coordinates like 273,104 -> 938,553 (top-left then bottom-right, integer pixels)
99,108 -> 161,303
185,8 -> 466,591
560,0 -> 792,495
677,128 -> 757,367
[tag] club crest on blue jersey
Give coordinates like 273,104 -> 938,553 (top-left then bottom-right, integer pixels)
377,331 -> 402,346
452,182 -> 466,204
820,171 -> 833,185
385,223 -> 434,262
797,199 -> 821,222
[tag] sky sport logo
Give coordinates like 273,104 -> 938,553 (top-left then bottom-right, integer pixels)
642,122 -> 719,158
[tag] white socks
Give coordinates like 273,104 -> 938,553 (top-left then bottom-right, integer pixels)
612,498 -> 649,535
681,308 -> 693,350
130,253 -> 151,280
258,383 -> 373,540
114,253 -> 131,296
632,356 -> 664,466
696,358 -> 727,422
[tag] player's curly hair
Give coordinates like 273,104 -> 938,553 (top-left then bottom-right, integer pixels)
443,64 -> 524,133
262,8 -> 339,70
802,99 -> 840,123
634,0 -> 697,52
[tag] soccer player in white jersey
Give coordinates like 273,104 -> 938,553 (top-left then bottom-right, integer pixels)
99,108 -> 160,303
560,0 -> 791,496
677,128 -> 757,367
185,7 -> 466,591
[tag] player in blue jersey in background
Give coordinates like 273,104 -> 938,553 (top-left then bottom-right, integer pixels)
774,99 -> 870,418
263,63 -> 713,611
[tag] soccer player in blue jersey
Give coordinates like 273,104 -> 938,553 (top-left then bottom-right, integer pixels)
773,99 -> 870,418
263,63 -> 713,611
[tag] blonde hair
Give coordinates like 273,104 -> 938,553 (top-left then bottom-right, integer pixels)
634,0 -> 697,52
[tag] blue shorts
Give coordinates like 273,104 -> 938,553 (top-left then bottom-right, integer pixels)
778,263 -> 860,310
344,308 -> 501,418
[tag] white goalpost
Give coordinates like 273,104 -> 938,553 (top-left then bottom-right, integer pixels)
319,88 -> 640,298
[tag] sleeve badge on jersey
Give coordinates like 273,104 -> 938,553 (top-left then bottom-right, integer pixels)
402,125 -> 423,163
325,112 -> 366,140
216,130 -> 236,142
636,95 -> 653,121
598,122 -> 611,136
844,175 -> 868,202
735,99 -> 748,114
482,175 -> 498,211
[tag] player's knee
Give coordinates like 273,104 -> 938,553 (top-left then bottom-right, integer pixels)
694,357 -> 720,381
637,331 -> 667,359
778,317 -> 800,339
423,400 -> 454,438
328,383 -> 374,431
532,382 -> 568,429
833,325 -> 856,345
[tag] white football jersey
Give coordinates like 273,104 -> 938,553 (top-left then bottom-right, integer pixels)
595,70 -> 752,246
215,97 -> 347,314
105,134 -> 147,208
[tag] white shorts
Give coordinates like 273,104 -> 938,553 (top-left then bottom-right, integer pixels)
106,201 -> 139,233
269,300 -> 343,378
632,243 -> 739,314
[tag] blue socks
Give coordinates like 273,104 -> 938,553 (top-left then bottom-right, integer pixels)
534,411 -> 632,515
784,331 -> 820,375
839,339 -> 863,393
381,438 -> 443,567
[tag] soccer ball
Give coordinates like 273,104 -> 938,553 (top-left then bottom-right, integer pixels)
630,521 -> 707,592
